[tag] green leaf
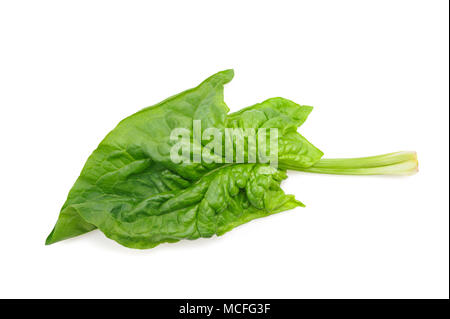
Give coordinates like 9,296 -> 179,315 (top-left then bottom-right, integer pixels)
67,164 -> 302,249
45,70 -> 323,248
46,70 -> 418,249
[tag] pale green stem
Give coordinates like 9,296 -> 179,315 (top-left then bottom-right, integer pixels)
293,151 -> 418,175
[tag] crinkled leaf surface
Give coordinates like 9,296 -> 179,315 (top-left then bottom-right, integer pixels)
72,164 -> 302,249
46,70 -> 323,248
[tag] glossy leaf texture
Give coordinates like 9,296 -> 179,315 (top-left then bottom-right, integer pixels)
70,164 -> 302,249
46,70 -> 323,248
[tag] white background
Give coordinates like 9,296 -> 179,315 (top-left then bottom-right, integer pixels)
0,0 -> 448,299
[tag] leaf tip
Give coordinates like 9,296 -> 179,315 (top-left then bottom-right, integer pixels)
45,229 -> 55,245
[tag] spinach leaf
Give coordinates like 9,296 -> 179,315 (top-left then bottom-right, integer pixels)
46,70 -> 320,247
66,164 -> 301,249
46,70 -> 417,249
